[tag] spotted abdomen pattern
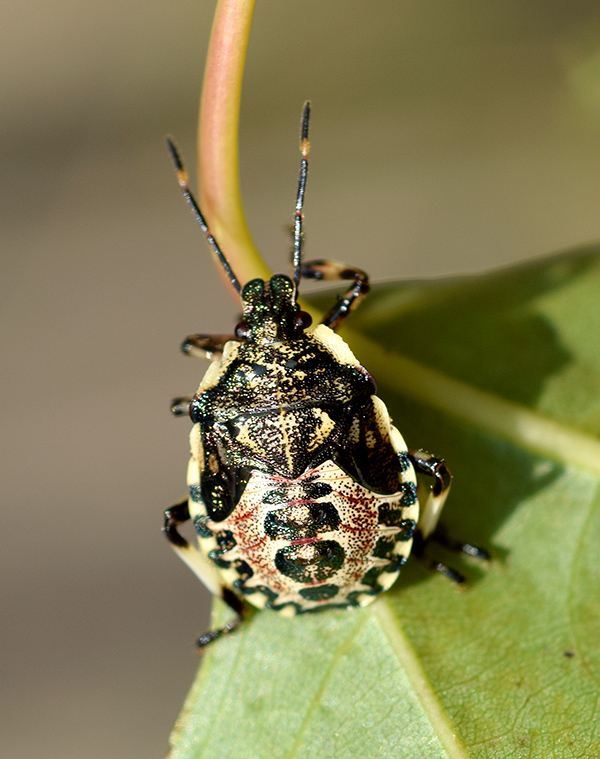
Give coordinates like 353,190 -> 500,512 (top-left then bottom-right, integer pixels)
187,449 -> 418,615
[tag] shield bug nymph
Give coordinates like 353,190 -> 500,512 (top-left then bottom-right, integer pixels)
163,103 -> 486,650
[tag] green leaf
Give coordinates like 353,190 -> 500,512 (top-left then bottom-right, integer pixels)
167,247 -> 600,759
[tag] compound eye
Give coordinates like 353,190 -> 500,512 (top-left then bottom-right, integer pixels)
295,311 -> 312,330
235,321 -> 250,339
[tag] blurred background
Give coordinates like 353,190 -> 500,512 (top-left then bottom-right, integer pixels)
3,0 -> 600,756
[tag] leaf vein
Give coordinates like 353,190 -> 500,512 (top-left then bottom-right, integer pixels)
283,611 -> 371,759
346,331 -> 600,476
374,599 -> 470,759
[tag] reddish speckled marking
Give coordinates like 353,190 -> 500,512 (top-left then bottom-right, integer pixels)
192,458 -> 418,610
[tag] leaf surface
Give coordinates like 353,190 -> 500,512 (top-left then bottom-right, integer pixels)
167,248 -> 600,759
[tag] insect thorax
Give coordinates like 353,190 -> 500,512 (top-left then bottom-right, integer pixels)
190,326 -> 376,493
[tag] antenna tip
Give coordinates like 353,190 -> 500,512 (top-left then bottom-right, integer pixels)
166,137 -> 183,171
301,102 -> 311,137
300,101 -> 311,157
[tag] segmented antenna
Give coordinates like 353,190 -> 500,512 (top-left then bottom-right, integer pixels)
292,102 -> 311,289
166,138 -> 241,294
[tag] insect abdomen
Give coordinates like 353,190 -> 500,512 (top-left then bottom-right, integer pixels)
187,454 -> 418,615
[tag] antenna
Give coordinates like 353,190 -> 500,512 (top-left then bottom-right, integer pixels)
166,138 -> 241,294
292,102 -> 311,290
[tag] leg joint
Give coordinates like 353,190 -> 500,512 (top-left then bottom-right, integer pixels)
409,449 -> 452,496
163,499 -> 190,548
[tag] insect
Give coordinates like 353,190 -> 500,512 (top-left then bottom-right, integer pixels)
163,103 -> 486,649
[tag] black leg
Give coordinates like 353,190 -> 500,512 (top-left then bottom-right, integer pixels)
170,397 -> 192,417
163,499 -> 247,651
430,524 -> 490,561
409,448 -> 487,557
411,530 -> 466,585
170,332 -> 238,418
408,449 -> 452,540
196,588 -> 246,652
408,449 -> 488,582
301,259 -> 370,331
409,449 -> 452,497
181,333 -> 237,360
163,499 -> 191,548
429,560 -> 466,585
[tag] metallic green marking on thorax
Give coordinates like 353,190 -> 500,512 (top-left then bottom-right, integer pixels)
193,335 -> 375,422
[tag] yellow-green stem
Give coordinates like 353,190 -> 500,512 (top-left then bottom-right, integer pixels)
198,0 -> 270,290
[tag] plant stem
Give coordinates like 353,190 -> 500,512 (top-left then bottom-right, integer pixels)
198,0 -> 271,289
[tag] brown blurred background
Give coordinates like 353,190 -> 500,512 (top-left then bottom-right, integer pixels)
3,1 -> 600,756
